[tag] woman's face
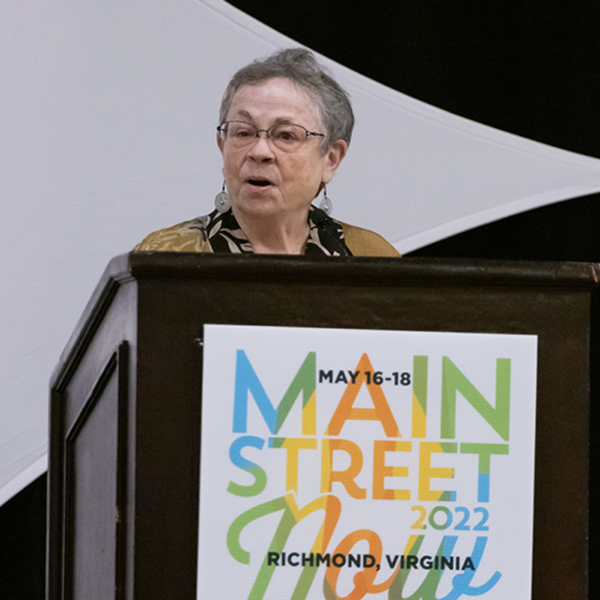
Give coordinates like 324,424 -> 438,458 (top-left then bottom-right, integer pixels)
218,78 -> 346,223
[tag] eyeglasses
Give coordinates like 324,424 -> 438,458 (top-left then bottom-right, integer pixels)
217,120 -> 325,153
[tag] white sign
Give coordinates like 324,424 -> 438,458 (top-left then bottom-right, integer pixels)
198,325 -> 537,600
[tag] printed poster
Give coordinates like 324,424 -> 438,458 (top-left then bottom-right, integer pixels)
198,325 -> 537,600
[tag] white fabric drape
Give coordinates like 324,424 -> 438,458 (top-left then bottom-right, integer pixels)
2,0 -> 600,504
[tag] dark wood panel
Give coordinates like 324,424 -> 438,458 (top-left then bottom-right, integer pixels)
54,344 -> 128,600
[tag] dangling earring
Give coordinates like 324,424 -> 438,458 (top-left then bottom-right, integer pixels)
319,184 -> 332,216
214,181 -> 230,213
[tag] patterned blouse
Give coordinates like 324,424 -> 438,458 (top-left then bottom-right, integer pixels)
135,205 -> 353,256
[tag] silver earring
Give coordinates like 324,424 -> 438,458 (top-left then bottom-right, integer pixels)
214,182 -> 230,213
319,185 -> 332,216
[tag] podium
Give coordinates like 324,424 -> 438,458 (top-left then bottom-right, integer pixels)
48,253 -> 597,599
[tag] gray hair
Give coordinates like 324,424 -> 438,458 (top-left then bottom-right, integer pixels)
219,48 -> 354,151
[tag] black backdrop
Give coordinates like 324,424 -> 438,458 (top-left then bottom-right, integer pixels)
1,2 -> 597,597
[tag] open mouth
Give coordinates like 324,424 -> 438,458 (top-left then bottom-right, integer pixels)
248,178 -> 271,187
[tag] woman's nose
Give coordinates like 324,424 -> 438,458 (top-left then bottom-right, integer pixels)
248,133 -> 275,160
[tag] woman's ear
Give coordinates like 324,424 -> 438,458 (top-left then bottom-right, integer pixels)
323,139 -> 348,183
217,133 -> 225,153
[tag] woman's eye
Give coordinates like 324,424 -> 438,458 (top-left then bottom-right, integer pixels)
233,128 -> 252,138
275,129 -> 297,142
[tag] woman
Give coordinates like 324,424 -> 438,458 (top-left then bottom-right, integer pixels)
135,48 -> 399,257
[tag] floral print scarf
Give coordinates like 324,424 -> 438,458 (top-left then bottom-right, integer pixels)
204,205 -> 353,256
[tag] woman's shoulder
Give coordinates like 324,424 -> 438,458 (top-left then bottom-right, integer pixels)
339,222 -> 401,257
133,216 -> 212,252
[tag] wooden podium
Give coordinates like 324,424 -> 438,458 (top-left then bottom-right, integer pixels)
48,253 -> 597,600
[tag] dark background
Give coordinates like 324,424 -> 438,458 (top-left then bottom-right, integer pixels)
2,2 -> 597,597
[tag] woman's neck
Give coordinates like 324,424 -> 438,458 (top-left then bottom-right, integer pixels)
232,207 -> 311,255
